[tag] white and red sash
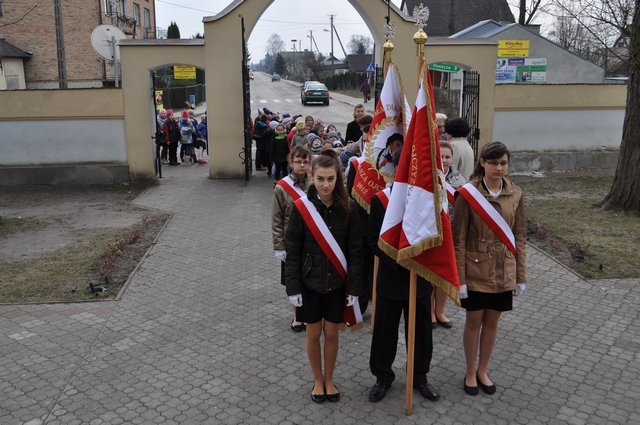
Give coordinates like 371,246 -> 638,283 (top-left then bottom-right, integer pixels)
445,182 -> 456,206
277,176 -> 306,200
456,183 -> 517,255
374,187 -> 391,210
293,196 -> 363,330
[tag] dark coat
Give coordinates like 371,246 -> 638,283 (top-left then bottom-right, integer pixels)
368,192 -> 431,300
285,185 -> 364,297
269,134 -> 290,163
345,120 -> 363,144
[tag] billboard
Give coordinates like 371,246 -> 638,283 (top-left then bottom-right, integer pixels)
496,58 -> 546,83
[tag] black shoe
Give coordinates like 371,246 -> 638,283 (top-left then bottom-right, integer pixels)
311,385 -> 325,404
326,386 -> 340,402
414,382 -> 440,401
437,319 -> 452,329
368,383 -> 390,402
168,162 -> 180,166
477,374 -> 496,395
464,377 -> 479,396
291,321 -> 305,333
431,322 -> 437,329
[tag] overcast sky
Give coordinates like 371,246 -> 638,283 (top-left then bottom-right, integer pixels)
154,0 -> 535,63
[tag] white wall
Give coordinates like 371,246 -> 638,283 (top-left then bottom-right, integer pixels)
493,109 -> 624,151
0,120 -> 126,166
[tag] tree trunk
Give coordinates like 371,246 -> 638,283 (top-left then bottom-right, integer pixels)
602,1 -> 640,211
519,0 -> 527,25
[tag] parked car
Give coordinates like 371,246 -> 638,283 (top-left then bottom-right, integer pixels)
301,82 -> 330,105
272,73 -> 280,82
249,71 -> 254,80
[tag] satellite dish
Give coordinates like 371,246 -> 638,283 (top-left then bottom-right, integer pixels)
91,24 -> 127,61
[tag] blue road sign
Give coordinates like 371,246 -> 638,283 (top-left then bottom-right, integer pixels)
365,62 -> 375,72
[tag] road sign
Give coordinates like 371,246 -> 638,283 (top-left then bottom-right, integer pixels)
365,62 -> 376,72
428,62 -> 462,73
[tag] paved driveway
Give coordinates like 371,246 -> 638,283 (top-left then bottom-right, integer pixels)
1,165 -> 639,424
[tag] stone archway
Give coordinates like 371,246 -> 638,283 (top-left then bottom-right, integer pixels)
120,1 -> 498,181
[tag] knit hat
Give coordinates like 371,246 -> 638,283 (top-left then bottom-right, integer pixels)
166,109 -> 174,115
307,134 -> 321,143
258,108 -> 264,116
269,121 -> 279,129
311,139 -> 323,154
333,140 -> 343,148
181,110 -> 189,119
327,131 -> 339,139
283,117 -> 292,126
339,150 -> 355,167
263,107 -> 271,115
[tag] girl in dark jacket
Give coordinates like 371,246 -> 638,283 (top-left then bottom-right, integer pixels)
285,149 -> 364,404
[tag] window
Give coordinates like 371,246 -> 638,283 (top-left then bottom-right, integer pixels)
133,3 -> 139,25
143,8 -> 150,29
105,0 -> 115,16
0,1 -> 4,17
118,0 -> 126,16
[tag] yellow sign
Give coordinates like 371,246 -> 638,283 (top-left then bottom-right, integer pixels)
174,65 -> 196,80
498,40 -> 530,57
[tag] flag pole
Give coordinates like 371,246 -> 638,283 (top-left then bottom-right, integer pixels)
405,11 -> 429,416
370,256 -> 379,333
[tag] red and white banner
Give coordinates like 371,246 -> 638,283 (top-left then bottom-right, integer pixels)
351,62 -> 410,213
375,187 -> 391,210
293,197 -> 363,330
277,176 -> 306,200
456,183 -> 517,255
378,65 -> 460,305
445,182 -> 456,206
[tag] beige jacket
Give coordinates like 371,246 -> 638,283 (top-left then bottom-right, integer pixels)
452,177 -> 527,293
271,172 -> 312,251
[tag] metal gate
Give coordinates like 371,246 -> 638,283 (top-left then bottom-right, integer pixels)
240,16 -> 252,183
373,65 -> 384,106
461,70 -> 480,159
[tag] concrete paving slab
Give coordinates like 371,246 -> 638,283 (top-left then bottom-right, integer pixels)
1,164 -> 639,424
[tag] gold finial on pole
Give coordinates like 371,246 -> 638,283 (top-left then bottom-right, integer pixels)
383,16 -> 396,76
412,3 -> 430,89
412,3 -> 429,59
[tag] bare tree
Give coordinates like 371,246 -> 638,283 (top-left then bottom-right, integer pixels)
506,0 -> 552,24
548,14 -> 598,61
265,33 -> 285,57
601,0 -> 639,210
347,35 -> 372,55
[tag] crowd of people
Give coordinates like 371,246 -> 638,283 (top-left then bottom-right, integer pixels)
156,107 -> 208,167
269,105 -> 527,404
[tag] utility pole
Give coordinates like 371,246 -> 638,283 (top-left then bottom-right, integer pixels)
309,30 -> 313,51
329,15 -> 335,77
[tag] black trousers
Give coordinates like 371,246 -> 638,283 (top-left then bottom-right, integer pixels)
273,161 -> 288,180
369,294 -> 432,387
169,140 -> 179,163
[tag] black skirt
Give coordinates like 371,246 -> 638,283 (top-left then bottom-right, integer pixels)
461,290 -> 512,312
296,284 -> 346,324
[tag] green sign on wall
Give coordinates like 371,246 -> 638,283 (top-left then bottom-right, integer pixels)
428,62 -> 462,73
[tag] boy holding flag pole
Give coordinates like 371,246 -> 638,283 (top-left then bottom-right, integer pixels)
376,4 -> 460,414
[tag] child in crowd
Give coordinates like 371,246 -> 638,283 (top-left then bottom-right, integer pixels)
270,123 -> 290,182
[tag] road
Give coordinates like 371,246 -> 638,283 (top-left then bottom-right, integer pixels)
249,72 -> 358,136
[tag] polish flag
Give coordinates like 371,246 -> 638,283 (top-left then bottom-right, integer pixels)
377,66 -> 460,305
351,63 -> 411,213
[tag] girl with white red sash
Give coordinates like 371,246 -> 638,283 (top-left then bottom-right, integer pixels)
430,141 -> 467,330
285,149 -> 364,404
272,146 -> 313,332
452,142 -> 527,396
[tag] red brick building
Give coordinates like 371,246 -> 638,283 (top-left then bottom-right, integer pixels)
0,0 -> 157,89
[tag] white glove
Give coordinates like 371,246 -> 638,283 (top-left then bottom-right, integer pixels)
514,283 -> 526,297
459,284 -> 468,299
346,295 -> 358,307
289,294 -> 303,307
275,250 -> 286,262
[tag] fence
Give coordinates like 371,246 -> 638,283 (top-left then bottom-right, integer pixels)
157,84 -> 207,110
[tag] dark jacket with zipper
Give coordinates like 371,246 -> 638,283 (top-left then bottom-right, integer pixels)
285,185 -> 364,297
